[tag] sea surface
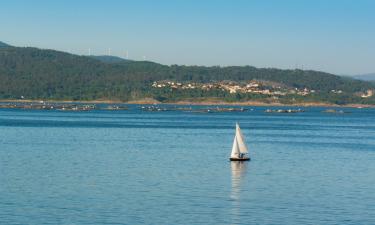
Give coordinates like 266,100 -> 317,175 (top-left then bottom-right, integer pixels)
1,105 -> 375,225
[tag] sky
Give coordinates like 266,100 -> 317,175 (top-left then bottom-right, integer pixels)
0,0 -> 374,75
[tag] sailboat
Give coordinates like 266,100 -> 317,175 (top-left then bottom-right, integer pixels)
230,123 -> 250,161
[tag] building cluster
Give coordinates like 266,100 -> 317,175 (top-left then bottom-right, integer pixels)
331,89 -> 343,94
151,80 -> 315,96
360,89 -> 374,98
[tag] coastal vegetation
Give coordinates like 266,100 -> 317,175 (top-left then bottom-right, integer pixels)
0,42 -> 374,105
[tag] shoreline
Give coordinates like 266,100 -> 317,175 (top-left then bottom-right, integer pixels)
0,99 -> 374,108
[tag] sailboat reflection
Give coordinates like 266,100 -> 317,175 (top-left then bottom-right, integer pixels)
230,161 -> 248,223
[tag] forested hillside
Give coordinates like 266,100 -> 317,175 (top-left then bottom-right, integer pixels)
0,44 -> 374,104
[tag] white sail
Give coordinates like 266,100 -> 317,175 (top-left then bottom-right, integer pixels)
236,123 -> 248,154
231,134 -> 240,158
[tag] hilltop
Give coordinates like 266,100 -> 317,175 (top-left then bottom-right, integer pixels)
0,43 -> 374,105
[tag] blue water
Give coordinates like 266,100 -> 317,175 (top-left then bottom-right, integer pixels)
1,106 -> 375,225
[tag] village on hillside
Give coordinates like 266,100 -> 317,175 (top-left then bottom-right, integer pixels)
152,80 -> 315,96
151,80 -> 374,98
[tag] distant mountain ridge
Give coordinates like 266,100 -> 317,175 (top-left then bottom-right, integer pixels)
353,73 -> 375,81
0,41 -> 11,47
0,42 -> 374,104
90,55 -> 130,63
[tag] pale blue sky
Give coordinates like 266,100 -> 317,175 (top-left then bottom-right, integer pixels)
1,0 -> 374,74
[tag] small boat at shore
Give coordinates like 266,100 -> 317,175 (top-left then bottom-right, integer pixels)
230,123 -> 250,161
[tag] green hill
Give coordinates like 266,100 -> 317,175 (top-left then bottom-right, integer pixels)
0,44 -> 374,104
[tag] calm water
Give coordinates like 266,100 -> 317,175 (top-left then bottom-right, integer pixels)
1,105 -> 375,225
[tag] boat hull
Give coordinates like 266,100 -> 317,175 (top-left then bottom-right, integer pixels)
230,157 -> 250,161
